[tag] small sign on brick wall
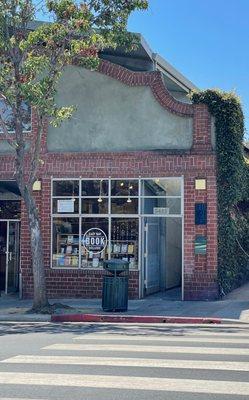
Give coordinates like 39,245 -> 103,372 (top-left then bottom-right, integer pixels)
195,236 -> 207,255
195,203 -> 207,225
195,178 -> 206,190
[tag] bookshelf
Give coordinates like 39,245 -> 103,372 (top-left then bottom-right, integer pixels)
53,233 -> 79,267
110,239 -> 138,268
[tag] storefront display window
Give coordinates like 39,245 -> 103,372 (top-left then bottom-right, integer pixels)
53,180 -> 79,197
111,180 -> 138,196
52,217 -> 79,268
82,198 -> 108,214
82,180 -> 109,197
111,218 -> 139,269
81,218 -> 108,268
51,178 -> 183,270
111,198 -> 138,214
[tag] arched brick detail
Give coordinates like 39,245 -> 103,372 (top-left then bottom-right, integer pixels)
98,60 -> 194,117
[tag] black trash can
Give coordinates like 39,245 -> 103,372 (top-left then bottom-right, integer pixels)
102,259 -> 129,312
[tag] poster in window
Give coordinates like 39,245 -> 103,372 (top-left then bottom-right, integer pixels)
57,199 -> 74,213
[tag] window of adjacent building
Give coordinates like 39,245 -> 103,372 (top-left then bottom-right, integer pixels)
0,200 -> 21,219
0,99 -> 31,133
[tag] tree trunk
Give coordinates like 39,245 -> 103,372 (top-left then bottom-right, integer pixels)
22,186 -> 49,311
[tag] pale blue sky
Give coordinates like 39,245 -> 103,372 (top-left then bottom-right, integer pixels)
128,0 -> 249,138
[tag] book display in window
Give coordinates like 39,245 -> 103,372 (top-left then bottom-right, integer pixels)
80,238 -> 108,268
111,218 -> 138,269
53,234 -> 79,267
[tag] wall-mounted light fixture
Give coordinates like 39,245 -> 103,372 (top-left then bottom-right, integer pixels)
32,180 -> 41,191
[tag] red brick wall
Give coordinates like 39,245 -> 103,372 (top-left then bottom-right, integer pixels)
0,60 -> 219,301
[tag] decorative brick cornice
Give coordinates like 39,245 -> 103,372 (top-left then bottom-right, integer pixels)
98,60 -> 194,117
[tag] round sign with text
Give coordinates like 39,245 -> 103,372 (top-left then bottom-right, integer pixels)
82,228 -> 107,254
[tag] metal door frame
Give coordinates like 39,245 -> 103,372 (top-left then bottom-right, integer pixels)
0,219 -> 20,294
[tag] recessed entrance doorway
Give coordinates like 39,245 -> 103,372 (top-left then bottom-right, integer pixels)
0,220 -> 20,294
0,181 -> 21,295
142,216 -> 182,298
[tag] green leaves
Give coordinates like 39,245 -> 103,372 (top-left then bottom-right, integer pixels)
191,89 -> 249,294
50,105 -> 75,127
0,0 -> 148,128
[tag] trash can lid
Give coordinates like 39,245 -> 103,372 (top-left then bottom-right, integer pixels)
103,259 -> 129,272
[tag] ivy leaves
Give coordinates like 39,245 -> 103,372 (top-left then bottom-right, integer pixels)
191,89 -> 249,294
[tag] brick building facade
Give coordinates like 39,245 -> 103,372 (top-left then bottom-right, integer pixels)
0,38 -> 218,301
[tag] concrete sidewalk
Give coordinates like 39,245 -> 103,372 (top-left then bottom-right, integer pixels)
0,283 -> 249,323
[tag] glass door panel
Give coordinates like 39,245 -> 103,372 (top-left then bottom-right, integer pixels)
0,221 -> 7,291
7,221 -> 20,292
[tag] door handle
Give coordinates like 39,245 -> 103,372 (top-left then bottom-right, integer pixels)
9,252 -> 12,262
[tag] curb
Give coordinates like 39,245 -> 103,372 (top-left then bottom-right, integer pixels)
51,313 -> 222,324
0,314 -> 51,322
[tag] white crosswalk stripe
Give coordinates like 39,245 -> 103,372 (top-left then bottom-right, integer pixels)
1,329 -> 249,397
43,342 -> 249,355
0,372 -> 249,395
3,354 -> 249,371
73,333 -> 249,344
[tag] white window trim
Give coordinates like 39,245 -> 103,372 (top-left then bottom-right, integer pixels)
50,177 -> 184,276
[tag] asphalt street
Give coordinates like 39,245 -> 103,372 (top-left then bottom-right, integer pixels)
0,321 -> 249,399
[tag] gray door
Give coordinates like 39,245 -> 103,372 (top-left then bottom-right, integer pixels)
144,219 -> 160,295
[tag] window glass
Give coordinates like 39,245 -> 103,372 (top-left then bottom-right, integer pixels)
111,180 -> 138,196
0,99 -> 31,132
53,180 -> 79,197
141,179 -> 181,196
0,200 -> 21,219
111,218 -> 139,269
53,198 -> 79,214
82,198 -> 108,214
52,218 -> 79,268
81,218 -> 108,268
111,198 -> 138,214
51,177 -> 183,270
81,180 -> 108,197
141,198 -> 181,215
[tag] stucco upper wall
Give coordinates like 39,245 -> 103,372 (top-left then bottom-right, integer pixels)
47,65 -> 193,153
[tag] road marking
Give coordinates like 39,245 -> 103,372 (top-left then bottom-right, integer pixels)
43,343 -> 249,355
0,372 -> 249,395
73,334 -> 249,344
3,355 -> 249,371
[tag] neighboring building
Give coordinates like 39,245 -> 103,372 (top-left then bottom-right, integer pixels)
0,35 -> 218,301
